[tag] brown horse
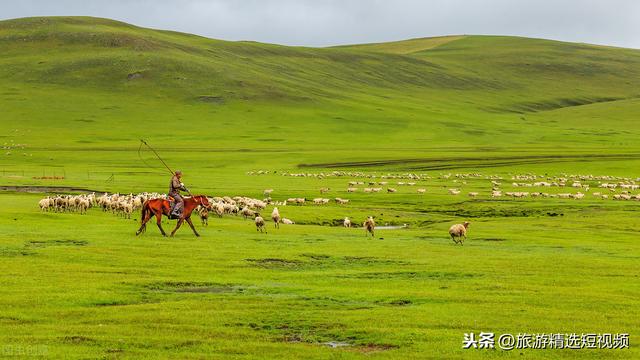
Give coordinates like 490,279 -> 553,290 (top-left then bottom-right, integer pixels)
136,195 -> 210,237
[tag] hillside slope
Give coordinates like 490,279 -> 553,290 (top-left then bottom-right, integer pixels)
2,17 -> 639,106
1,16 -> 640,159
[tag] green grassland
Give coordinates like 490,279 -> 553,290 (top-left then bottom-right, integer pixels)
1,16 -> 639,359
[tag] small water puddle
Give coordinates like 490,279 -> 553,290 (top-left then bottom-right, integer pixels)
376,224 -> 409,230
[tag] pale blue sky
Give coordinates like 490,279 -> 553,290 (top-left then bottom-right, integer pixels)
2,0 -> 639,48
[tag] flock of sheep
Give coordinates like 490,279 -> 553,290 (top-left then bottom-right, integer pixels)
253,170 -> 640,202
329,172 -> 640,202
39,192 -> 152,218
36,171 -> 640,244
35,192 -> 379,236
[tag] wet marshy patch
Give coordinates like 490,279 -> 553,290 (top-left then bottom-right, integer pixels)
297,296 -> 373,310
25,239 -> 88,248
90,296 -> 160,307
242,318 -> 400,352
145,281 -> 245,294
355,343 -> 400,353
197,95 -> 225,104
477,237 -> 507,242
427,206 -> 561,218
340,256 -> 409,266
246,254 -> 409,271
0,246 -> 35,257
245,319 -> 347,344
245,258 -> 304,269
374,298 -> 414,307
62,335 -> 97,345
336,270 -> 477,281
0,315 -> 37,325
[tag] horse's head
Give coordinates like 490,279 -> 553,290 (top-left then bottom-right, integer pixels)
195,195 -> 211,210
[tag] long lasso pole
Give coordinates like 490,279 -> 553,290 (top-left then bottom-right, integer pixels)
140,139 -> 175,175
140,139 -> 193,197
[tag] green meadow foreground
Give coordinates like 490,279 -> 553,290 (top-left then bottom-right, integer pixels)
1,16 -> 639,358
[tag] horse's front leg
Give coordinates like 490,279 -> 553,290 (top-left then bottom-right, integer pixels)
170,218 -> 184,237
156,212 -> 167,237
185,216 -> 200,237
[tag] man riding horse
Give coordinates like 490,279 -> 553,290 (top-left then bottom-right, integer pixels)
169,170 -> 188,218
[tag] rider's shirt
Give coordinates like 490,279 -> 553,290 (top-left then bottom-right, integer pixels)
169,175 -> 185,194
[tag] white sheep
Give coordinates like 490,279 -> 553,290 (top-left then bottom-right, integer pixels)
343,217 -> 351,228
242,207 -> 256,219
449,221 -> 470,245
255,215 -> 267,233
38,197 -> 51,211
363,216 -> 375,237
271,207 -> 281,228
282,218 -> 294,225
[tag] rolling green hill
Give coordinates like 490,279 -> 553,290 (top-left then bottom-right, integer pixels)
1,15 -> 640,184
2,17 -> 640,148
0,17 -> 640,156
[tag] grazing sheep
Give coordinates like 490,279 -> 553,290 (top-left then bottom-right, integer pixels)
347,187 -> 357,192
449,221 -> 470,245
335,197 -> 349,205
121,202 -> 133,219
448,189 -> 461,195
271,207 -> 281,228
242,207 -> 256,219
38,197 -> 52,211
363,216 -> 375,237
255,215 -> 267,233
263,189 -> 274,196
387,188 -> 397,193
417,188 -> 426,194
468,192 -> 479,198
343,217 -> 351,228
78,198 -> 91,215
282,218 -> 294,225
214,202 -> 225,217
320,187 -> 330,194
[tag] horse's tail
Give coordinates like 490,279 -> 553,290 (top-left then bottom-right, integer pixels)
138,200 -> 149,234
